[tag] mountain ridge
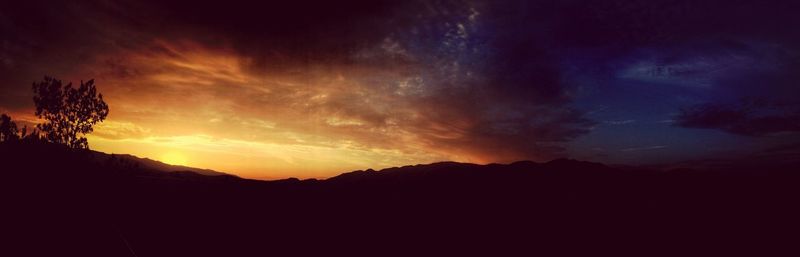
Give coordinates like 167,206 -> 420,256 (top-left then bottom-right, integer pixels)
3,141 -> 800,256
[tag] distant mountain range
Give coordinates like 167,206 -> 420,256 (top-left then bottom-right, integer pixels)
5,139 -> 795,183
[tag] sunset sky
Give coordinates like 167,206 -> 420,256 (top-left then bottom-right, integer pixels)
2,0 -> 799,179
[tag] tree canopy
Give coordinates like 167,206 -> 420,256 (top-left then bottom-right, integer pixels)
0,114 -> 19,142
32,76 -> 109,149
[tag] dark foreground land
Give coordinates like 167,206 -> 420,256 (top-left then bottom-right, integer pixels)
2,141 -> 800,256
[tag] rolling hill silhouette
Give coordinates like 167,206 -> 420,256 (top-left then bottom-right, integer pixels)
2,141 -> 800,256
100,153 -> 232,177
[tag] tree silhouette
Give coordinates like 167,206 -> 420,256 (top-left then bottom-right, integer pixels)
32,76 -> 109,149
0,113 -> 20,142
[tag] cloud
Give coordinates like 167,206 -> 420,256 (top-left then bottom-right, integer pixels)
25,0 -> 592,165
604,120 -> 635,125
675,101 -> 800,136
91,121 -> 152,140
30,0 -> 800,173
620,145 -> 667,152
763,142 -> 800,154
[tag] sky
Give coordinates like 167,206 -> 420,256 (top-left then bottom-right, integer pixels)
1,0 -> 799,179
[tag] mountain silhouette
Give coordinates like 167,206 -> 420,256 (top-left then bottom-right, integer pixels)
92,152 -> 232,177
2,141 -> 800,256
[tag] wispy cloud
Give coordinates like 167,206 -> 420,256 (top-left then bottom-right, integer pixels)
620,145 -> 667,152
604,119 -> 635,125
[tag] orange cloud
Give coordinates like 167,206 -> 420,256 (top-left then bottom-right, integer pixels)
80,41 -> 456,178
1,1 -> 598,179
66,36 -> 593,179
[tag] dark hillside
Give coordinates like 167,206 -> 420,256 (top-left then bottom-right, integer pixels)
2,141 -> 800,256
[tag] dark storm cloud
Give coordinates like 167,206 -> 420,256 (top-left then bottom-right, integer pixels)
0,0 -> 156,109
763,142 -> 800,154
676,101 -> 800,137
550,0 -> 800,48
533,0 -> 800,138
347,0 -> 599,161
653,41 -> 800,136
